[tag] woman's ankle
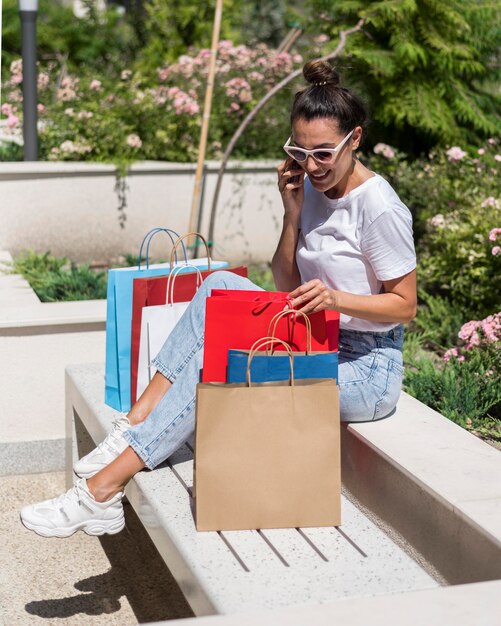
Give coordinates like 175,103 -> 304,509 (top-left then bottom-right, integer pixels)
127,402 -> 150,426
86,477 -> 123,503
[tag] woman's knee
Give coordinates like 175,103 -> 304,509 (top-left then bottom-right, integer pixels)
199,270 -> 257,294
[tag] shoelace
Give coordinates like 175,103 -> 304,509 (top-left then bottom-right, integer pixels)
97,416 -> 129,454
50,482 -> 83,514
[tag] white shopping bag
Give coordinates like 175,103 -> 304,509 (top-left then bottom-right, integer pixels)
136,264 -> 203,399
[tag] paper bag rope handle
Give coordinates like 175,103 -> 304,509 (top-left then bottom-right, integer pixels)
169,232 -> 211,272
138,228 -> 186,270
267,308 -> 312,353
246,337 -> 295,387
165,264 -> 204,304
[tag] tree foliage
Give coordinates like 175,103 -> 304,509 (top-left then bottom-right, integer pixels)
306,0 -> 501,153
1,0 -> 139,74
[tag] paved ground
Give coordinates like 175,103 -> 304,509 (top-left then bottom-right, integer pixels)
0,472 -> 194,625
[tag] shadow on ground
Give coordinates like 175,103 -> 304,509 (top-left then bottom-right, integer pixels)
24,502 -> 194,623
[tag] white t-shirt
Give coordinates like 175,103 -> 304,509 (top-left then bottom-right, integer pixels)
296,173 -> 416,332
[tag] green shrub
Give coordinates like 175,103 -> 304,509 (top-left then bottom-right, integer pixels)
365,140 -> 501,320
404,312 -> 501,441
247,263 -> 276,291
1,42 -> 303,167
10,251 -> 107,302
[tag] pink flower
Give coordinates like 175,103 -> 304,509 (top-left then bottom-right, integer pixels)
293,54 -> 303,64
6,114 -> 19,128
478,148 -> 485,155
248,71 -> 264,82
492,246 -> 501,256
157,67 -> 169,81
443,348 -> 464,363
458,313 -> 501,349
481,196 -> 500,209
1,103 -> 13,116
428,214 -> 445,228
230,102 -> 240,111
489,228 -> 501,241
314,34 -> 329,45
495,155 -> 501,162
446,146 -> 467,161
37,103 -> 45,114
488,138 -> 496,145
90,79 -> 102,91
126,134 -> 142,149
373,143 -> 395,159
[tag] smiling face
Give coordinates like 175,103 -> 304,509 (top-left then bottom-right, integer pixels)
291,117 -> 362,196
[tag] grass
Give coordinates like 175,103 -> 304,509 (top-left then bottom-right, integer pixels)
9,251 -> 107,302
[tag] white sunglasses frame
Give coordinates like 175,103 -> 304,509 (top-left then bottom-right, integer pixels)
283,129 -> 355,163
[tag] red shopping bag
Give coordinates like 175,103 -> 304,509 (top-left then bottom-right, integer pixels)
202,290 -> 339,382
130,267 -> 248,403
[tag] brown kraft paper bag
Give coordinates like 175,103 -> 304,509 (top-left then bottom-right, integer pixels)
194,341 -> 341,531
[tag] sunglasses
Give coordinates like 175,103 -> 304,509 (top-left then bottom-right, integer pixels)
283,129 -> 354,164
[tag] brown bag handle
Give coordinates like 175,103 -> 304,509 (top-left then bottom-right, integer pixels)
267,309 -> 312,353
246,337 -> 294,387
169,232 -> 211,271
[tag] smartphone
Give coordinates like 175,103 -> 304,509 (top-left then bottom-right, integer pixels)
286,157 -> 301,184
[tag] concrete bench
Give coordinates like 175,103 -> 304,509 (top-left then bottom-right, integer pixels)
65,363 -> 501,617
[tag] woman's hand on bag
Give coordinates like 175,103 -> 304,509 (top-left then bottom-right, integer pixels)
277,158 -> 304,218
289,279 -> 338,314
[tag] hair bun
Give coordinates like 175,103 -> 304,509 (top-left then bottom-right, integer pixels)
303,60 -> 340,87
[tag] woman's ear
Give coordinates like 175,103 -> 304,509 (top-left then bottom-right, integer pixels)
352,126 -> 363,151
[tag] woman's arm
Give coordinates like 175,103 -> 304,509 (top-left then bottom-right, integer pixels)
271,159 -> 305,291
289,269 -> 417,324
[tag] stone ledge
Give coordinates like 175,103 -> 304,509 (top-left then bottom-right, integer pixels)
155,579 -> 501,626
0,299 -> 106,331
347,392 -> 501,548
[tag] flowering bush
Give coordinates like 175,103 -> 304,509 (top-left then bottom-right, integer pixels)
0,41 -> 303,166
404,312 -> 501,440
365,140 -> 501,319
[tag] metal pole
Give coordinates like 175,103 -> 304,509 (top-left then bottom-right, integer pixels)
19,0 -> 38,160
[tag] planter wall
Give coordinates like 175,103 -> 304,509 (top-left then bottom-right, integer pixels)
0,160 -> 281,264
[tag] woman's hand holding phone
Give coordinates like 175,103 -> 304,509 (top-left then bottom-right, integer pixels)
277,157 -> 304,218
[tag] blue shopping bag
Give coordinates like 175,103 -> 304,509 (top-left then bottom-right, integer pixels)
105,228 -> 227,411
226,310 -> 338,384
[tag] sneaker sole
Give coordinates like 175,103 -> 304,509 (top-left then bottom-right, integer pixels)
20,514 -> 125,538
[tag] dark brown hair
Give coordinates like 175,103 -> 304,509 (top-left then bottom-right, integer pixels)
291,60 -> 368,136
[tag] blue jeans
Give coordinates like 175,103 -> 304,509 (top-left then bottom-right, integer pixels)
123,272 -> 404,469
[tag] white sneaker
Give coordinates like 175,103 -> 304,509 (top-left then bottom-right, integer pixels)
20,478 -> 125,538
73,415 -> 130,479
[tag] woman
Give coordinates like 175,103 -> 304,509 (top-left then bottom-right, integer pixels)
20,60 -> 416,538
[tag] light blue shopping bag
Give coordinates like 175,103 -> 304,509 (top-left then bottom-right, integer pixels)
105,228 -> 228,411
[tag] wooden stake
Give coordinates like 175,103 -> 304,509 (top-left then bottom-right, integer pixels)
187,0 -> 224,254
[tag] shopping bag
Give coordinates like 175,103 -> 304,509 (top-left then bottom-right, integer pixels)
105,228 -> 227,411
202,290 -> 339,382
227,310 -> 338,383
136,263 -> 204,399
130,267 -> 248,404
195,338 -> 341,531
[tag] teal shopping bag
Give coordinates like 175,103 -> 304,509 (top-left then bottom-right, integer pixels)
105,228 -> 227,411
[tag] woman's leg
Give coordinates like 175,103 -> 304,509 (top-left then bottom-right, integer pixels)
338,326 -> 404,422
21,271 -> 263,536
75,271 -> 261,481
88,271 -> 263,494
